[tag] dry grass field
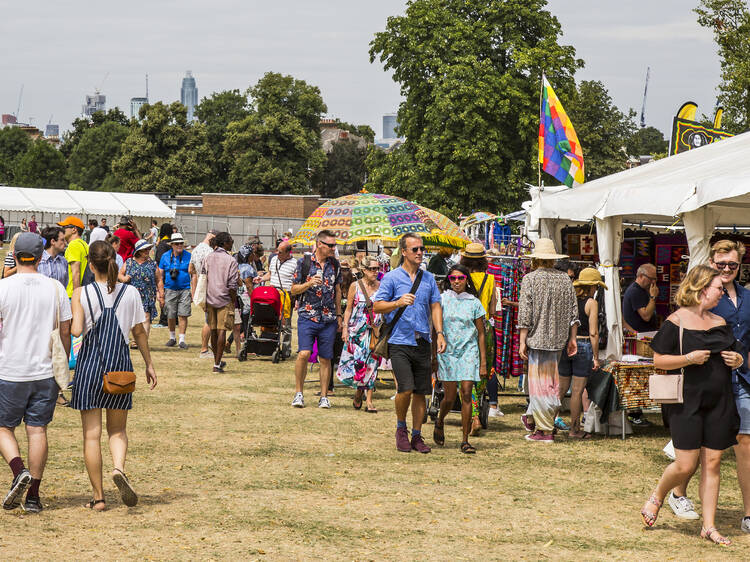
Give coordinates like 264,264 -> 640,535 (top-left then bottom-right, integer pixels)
0,255 -> 748,559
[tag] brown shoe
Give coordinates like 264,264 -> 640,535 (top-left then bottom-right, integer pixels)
411,433 -> 431,454
396,427 -> 412,452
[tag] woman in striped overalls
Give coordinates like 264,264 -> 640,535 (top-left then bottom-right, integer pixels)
71,241 -> 157,511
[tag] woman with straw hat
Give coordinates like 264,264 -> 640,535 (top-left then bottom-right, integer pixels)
518,238 -> 579,443
558,267 -> 607,439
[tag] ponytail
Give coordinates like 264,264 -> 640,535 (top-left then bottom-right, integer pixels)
89,240 -> 119,294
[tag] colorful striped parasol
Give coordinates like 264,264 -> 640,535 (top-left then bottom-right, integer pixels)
291,192 -> 469,249
459,211 -> 498,228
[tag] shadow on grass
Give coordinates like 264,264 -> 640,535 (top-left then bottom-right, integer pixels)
44,488 -> 196,511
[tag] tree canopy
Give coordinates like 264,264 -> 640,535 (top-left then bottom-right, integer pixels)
0,126 -> 33,184
67,121 -> 129,190
322,138 -> 368,198
13,140 -> 67,188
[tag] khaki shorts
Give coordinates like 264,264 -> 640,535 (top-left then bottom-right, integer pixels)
206,303 -> 234,331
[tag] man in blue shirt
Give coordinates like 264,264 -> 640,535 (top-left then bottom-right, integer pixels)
670,240 -> 750,533
374,233 -> 445,453
38,226 -> 68,288
157,233 -> 192,349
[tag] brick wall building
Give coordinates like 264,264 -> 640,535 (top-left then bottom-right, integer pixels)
178,193 -> 325,219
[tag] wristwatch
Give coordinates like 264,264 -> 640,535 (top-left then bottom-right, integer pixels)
436,331 -> 444,336
649,296 -> 656,300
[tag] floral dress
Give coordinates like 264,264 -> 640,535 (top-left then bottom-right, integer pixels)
438,290 -> 486,382
125,258 -> 158,320
336,283 -> 382,389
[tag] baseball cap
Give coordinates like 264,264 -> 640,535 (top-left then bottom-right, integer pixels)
14,232 -> 44,262
170,233 -> 185,244
57,216 -> 85,230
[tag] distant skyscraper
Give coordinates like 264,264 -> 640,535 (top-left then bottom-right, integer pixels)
130,97 -> 148,119
82,93 -> 106,117
180,71 -> 198,121
45,124 -> 59,137
383,113 -> 399,139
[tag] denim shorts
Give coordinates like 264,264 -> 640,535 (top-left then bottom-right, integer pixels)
297,317 -> 337,359
558,339 -> 593,378
733,378 -> 750,435
0,378 -> 58,427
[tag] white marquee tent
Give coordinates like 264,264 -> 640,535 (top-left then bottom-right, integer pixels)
525,130 -> 750,359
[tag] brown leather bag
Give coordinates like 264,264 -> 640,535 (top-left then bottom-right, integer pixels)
102,371 -> 136,395
357,280 -> 380,353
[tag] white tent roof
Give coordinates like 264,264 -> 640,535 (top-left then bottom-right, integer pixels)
0,186 -> 174,219
535,130 -> 750,225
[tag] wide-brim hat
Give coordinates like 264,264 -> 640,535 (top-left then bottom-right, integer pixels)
134,239 -> 153,254
170,233 -> 185,244
573,267 -> 608,290
460,242 -> 487,259
529,238 -> 568,260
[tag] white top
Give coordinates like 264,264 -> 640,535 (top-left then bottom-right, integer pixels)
80,282 -> 146,341
269,255 -> 298,292
0,274 -> 72,382
89,226 -> 108,243
190,242 -> 213,274
149,226 -> 158,244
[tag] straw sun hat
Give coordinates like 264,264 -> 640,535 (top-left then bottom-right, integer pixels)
573,267 -> 608,290
460,242 -> 487,258
529,238 -> 568,260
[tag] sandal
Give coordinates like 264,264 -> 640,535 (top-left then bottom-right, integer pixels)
353,390 -> 363,410
85,498 -> 106,510
569,431 -> 593,440
460,442 -> 477,454
701,526 -> 731,546
365,406 -> 378,413
112,468 -> 138,507
433,423 -> 445,446
56,392 -> 70,408
640,493 -> 662,527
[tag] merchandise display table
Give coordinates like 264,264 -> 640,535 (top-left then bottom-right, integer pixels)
602,360 -> 663,439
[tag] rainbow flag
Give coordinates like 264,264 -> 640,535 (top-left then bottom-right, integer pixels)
538,76 -> 584,187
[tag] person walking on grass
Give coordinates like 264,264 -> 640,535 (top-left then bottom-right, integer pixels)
70,241 -> 157,511
337,256 -> 382,413
373,233 -> 445,453
518,238 -> 579,443
119,239 -> 161,342
0,233 -> 71,514
189,229 -> 217,359
290,230 -> 342,409
433,264 -> 487,454
58,216 -> 89,298
202,232 -> 239,374
642,265 -> 743,546
157,233 -> 192,349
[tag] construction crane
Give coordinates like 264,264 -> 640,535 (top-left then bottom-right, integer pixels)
640,67 -> 650,128
14,84 -> 24,118
95,72 -> 109,94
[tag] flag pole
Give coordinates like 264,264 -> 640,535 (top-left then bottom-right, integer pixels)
538,71 -> 544,189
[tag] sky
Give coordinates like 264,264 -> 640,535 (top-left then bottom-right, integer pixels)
0,1 -> 721,139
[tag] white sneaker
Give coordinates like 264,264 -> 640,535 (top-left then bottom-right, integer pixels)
199,350 -> 213,359
741,516 -> 750,533
291,393 -> 304,408
318,396 -> 331,409
667,492 -> 700,520
488,407 -> 505,418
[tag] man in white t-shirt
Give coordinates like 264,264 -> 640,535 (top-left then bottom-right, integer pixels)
189,229 -> 218,358
147,220 -> 159,245
0,232 -> 71,514
89,220 -> 108,244
257,240 -> 297,356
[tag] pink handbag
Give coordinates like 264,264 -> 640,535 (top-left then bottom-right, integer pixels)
649,319 -> 684,404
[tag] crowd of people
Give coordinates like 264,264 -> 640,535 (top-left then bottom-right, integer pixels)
0,218 -> 748,546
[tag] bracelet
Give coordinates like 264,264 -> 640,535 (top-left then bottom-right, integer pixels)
685,352 -> 693,364
436,331 -> 444,336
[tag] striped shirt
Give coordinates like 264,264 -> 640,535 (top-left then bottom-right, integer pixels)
38,250 -> 69,287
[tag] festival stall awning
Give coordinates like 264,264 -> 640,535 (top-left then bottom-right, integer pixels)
111,192 -> 175,218
66,191 -> 129,217
0,187 -> 35,212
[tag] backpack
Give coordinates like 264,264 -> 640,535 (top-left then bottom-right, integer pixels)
297,254 -> 340,307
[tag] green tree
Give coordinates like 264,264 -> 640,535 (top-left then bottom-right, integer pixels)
696,0 -> 750,133
368,0 -> 581,216
565,80 -> 637,180
626,126 -> 668,157
13,140 -> 67,188
322,138 -> 368,198
67,121 -> 129,190
223,73 -> 327,194
336,121 -> 376,143
0,126 -> 32,183
112,102 -> 214,195
61,108 -> 130,159
195,90 -> 251,188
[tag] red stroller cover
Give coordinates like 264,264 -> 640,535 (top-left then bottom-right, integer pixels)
250,286 -> 282,316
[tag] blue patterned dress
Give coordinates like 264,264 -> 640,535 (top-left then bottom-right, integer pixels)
438,290 -> 486,382
125,258 -> 157,320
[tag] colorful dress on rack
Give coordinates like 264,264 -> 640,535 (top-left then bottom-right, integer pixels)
336,284 -> 382,390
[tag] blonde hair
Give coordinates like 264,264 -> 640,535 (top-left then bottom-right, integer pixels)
710,239 -> 746,261
674,264 -> 720,307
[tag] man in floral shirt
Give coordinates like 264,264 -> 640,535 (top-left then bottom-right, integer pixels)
290,230 -> 342,409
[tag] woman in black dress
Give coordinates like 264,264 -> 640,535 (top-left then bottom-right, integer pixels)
641,265 -> 743,545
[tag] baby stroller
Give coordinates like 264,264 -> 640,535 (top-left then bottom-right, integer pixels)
239,286 -> 287,363
425,377 -> 490,429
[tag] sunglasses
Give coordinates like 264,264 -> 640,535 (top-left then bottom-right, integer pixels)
407,246 -> 426,253
448,274 -> 467,281
714,261 -> 739,271
320,241 -> 336,249
364,266 -> 379,272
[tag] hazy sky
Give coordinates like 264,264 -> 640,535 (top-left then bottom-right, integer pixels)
0,1 -> 721,139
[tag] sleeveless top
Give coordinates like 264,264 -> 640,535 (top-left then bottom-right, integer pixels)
577,297 -> 591,336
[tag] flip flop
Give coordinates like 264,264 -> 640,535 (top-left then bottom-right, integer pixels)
112,468 -> 138,507
365,407 -> 378,413
353,398 -> 363,410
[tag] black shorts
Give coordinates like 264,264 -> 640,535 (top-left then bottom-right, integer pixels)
390,340 -> 432,395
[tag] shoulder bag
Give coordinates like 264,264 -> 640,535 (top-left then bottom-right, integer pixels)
193,254 -> 208,310
648,317 -> 684,404
50,282 -> 71,390
357,279 -> 381,353
372,270 -> 423,360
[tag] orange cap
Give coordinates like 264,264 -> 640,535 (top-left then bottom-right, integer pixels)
57,216 -> 85,230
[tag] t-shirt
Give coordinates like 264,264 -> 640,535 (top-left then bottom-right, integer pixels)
189,242 -> 213,275
28,220 -> 38,233
269,255 -> 298,292
159,249 -> 192,291
0,274 -> 72,382
79,282 -> 146,341
622,281 -> 657,332
470,272 -> 494,318
65,238 -> 89,298
149,226 -> 158,244
114,227 -> 139,260
89,226 -> 108,244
